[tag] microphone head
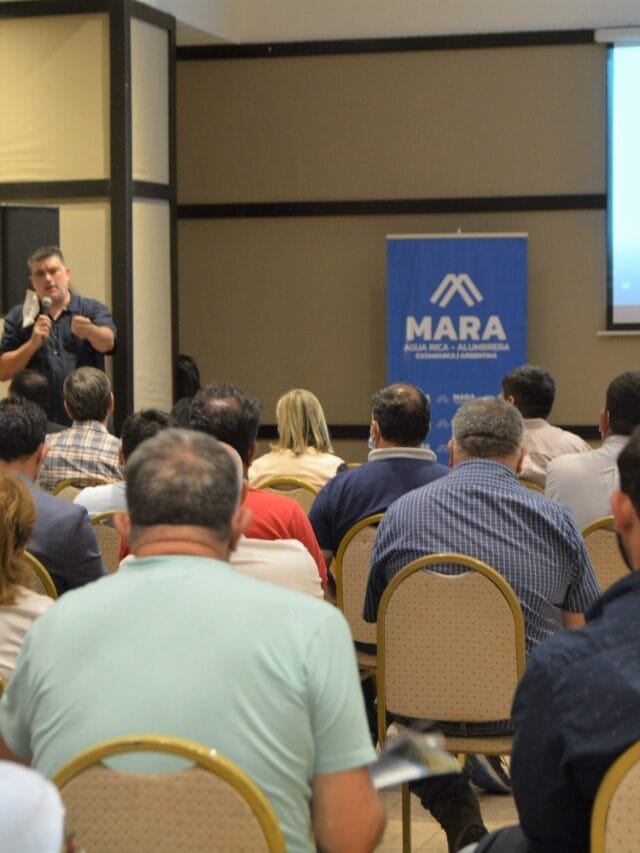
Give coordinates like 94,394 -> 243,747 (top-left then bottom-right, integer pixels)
40,297 -> 53,316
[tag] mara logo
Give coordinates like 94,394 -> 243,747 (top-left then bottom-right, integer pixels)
405,272 -> 505,343
430,274 -> 483,308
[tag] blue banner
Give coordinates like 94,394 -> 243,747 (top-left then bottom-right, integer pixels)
387,234 -> 528,462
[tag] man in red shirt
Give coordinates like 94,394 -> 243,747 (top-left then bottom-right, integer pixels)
190,384 -> 327,586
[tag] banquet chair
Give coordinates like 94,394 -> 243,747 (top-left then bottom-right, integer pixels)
91,511 -> 122,574
518,477 -> 544,493
51,477 -> 111,502
21,550 -> 58,599
258,476 -> 319,513
334,513 -> 384,680
53,734 -> 285,853
376,553 -> 526,853
591,740 -> 640,853
582,515 -> 629,592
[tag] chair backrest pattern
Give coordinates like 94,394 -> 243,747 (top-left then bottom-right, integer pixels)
377,554 -> 526,723
91,512 -> 122,574
21,551 -> 58,599
334,513 -> 383,646
592,740 -> 640,853
53,734 -> 285,853
582,515 -> 628,593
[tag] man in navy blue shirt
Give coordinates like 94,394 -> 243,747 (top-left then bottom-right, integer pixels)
0,246 -> 116,426
496,425 -> 640,853
309,382 -> 448,566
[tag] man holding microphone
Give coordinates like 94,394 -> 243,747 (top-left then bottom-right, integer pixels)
0,246 -> 116,426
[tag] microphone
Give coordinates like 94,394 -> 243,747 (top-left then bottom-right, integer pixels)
40,297 -> 53,317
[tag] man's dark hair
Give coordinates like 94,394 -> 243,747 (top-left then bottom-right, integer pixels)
617,425 -> 640,518
9,370 -> 51,412
126,429 -> 241,541
28,245 -> 65,268
171,396 -> 194,428
121,409 -> 176,462
371,383 -> 430,446
501,365 -> 556,419
190,384 -> 262,465
63,367 -> 111,422
606,372 -> 640,436
174,354 -> 201,401
0,398 -> 47,461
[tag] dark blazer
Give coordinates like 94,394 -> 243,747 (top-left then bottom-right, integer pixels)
18,473 -> 106,595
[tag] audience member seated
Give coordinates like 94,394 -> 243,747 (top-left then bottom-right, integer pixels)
38,367 -> 122,492
501,364 -> 589,488
75,408 -> 175,517
0,429 -> 385,852
364,396 -> 600,852
473,425 -> 640,853
249,388 -> 345,488
8,369 -> 65,433
190,384 -> 328,585
309,383 -> 448,564
0,398 -> 105,595
0,475 -> 53,681
546,370 -> 640,529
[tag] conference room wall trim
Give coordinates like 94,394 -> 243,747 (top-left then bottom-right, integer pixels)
177,28 -> 595,61
178,195 -> 606,220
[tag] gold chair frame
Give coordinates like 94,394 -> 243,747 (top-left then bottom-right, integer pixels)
334,513 -> 384,679
91,511 -> 122,574
582,515 -> 629,592
51,477 -> 111,499
22,550 -> 58,599
518,477 -> 544,493
591,740 -> 640,853
258,476 -> 319,513
376,553 -> 526,853
53,734 -> 285,853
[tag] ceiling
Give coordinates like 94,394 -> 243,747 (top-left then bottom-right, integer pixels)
155,0 -> 640,46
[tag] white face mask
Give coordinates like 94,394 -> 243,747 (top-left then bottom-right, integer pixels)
368,433 -> 375,450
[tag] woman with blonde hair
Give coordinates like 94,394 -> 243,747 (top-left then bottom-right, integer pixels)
249,389 -> 345,488
0,474 -> 53,681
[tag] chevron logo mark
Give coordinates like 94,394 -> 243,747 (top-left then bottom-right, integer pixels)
430,274 -> 484,308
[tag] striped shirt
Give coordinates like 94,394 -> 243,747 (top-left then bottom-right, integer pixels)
365,458 -> 601,654
38,420 -> 123,492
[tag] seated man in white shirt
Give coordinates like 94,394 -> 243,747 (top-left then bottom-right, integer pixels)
546,371 -> 640,530
501,364 -> 590,488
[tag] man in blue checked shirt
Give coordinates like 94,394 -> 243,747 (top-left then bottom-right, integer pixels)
364,396 -> 600,853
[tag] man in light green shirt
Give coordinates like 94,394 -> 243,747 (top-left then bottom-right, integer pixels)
1,429 -> 384,853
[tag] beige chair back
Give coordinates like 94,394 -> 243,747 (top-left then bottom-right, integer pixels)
582,515 -> 628,592
334,513 -> 383,648
53,734 -> 285,853
518,477 -> 544,493
258,477 -> 319,513
377,553 -> 526,735
21,551 -> 58,599
51,477 -> 111,501
592,740 -> 640,852
91,511 -> 122,574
